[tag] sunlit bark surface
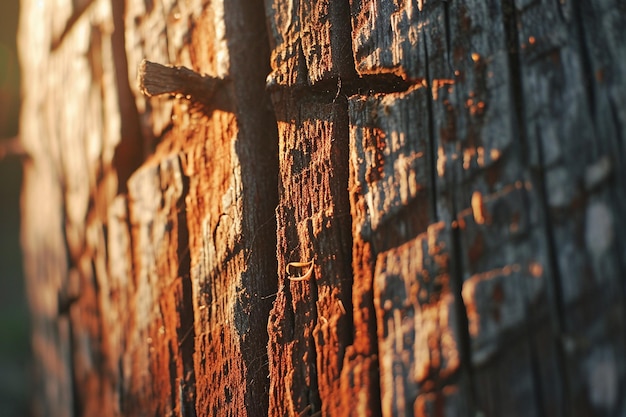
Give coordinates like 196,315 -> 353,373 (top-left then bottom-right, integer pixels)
19,0 -> 626,416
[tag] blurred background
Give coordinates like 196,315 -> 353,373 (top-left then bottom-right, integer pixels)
0,2 -> 31,417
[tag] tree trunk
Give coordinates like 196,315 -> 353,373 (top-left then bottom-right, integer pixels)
18,0 -> 626,416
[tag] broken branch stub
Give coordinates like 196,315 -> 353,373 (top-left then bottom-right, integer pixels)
138,59 -> 225,108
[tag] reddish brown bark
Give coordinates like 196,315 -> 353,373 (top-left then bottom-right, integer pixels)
19,0 -> 626,416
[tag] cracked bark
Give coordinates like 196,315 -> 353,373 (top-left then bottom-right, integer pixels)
19,0 -> 626,416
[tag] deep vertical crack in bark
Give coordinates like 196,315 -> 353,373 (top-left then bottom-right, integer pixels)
222,0 -> 279,413
500,0 -> 528,165
443,1 -> 453,73
572,1 -> 597,123
500,1 -> 571,415
449,185 -> 478,414
22,0 -> 626,414
423,29 -> 439,223
176,170 -> 197,415
531,125 -> 572,416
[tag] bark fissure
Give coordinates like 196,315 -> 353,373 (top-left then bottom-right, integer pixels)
270,76 -> 416,102
443,1 -> 453,72
19,0 -> 626,415
531,125 -> 572,417
534,132 -> 571,410
501,2 -> 572,415
449,194 -> 477,413
177,173 -> 197,416
307,270 -> 322,416
68,318 -> 81,417
423,29 -> 439,222
220,1 -> 280,413
571,0 -> 597,122
527,332 -> 550,417
500,0 -> 528,164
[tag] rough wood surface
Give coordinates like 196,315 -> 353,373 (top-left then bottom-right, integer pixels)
19,0 -> 626,416
20,0 -> 277,415
19,1 -> 121,415
264,0 -> 626,416
267,96 -> 352,417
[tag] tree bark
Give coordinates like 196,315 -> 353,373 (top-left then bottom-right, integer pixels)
19,0 -> 626,416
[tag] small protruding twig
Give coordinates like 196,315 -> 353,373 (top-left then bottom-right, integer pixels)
138,59 -> 226,108
0,136 -> 28,160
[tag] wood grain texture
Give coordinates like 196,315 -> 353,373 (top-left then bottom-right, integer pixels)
19,0 -> 122,415
345,86 -> 472,417
267,96 -> 352,417
513,1 -> 626,415
19,0 -> 626,415
20,0 -> 277,415
120,1 -> 278,415
265,0 -> 356,87
373,224 -> 461,416
312,0 -> 624,415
